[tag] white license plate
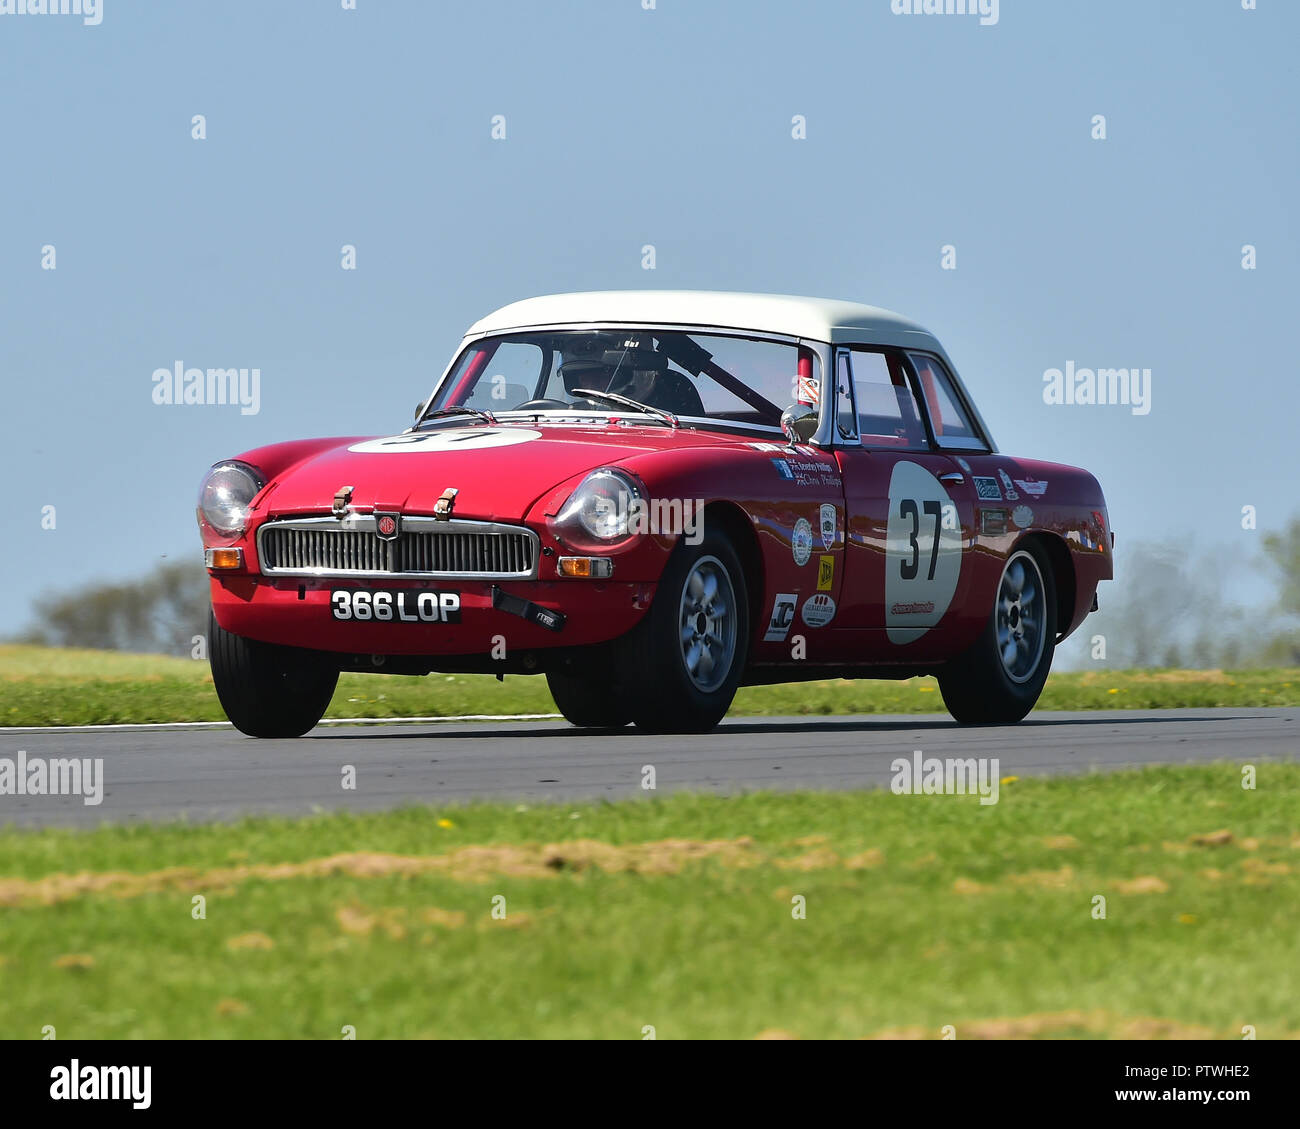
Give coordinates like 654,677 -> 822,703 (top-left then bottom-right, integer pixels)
329,589 -> 461,623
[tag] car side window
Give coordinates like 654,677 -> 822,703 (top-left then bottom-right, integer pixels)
908,353 -> 987,450
838,347 -> 928,450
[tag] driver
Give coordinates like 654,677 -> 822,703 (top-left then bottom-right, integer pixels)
558,335 -> 620,401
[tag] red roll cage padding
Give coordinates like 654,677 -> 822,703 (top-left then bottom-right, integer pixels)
445,342 -> 495,406
913,356 -> 944,436
795,348 -> 816,406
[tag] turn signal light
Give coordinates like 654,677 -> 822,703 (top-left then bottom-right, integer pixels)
557,556 -> 613,579
205,547 -> 244,570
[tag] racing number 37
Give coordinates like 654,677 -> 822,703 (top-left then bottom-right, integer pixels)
898,498 -> 942,581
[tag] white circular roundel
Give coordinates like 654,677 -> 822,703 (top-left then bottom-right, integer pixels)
801,593 -> 836,628
884,461 -> 963,645
348,428 -> 541,454
792,518 -> 813,566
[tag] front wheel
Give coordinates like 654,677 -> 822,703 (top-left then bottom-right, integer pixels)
545,668 -> 631,729
208,608 -> 339,737
938,543 -> 1057,724
616,531 -> 749,734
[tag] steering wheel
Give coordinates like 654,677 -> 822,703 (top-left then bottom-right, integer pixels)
513,398 -> 569,411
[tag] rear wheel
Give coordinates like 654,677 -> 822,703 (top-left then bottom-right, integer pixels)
617,531 -> 749,734
545,669 -> 631,728
208,608 -> 339,737
938,543 -> 1057,724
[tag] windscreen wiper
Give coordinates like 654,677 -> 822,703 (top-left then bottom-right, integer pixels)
569,388 -> 679,429
414,405 -> 498,429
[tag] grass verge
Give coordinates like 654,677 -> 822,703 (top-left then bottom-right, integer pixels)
1,645 -> 1297,727
1,765 -> 1297,1038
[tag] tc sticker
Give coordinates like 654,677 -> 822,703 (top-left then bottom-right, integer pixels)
801,593 -> 836,628
792,518 -> 813,566
348,428 -> 541,454
885,460 -> 963,644
817,555 -> 834,592
764,593 -> 799,642
819,503 -> 836,548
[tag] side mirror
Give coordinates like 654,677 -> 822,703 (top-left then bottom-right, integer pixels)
414,399 -> 427,422
780,402 -> 818,444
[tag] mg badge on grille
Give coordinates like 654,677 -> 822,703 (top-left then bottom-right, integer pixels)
374,512 -> 401,541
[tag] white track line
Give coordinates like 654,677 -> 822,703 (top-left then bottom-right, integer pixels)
0,713 -> 562,734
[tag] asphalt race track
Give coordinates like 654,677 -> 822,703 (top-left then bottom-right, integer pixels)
0,707 -> 1295,828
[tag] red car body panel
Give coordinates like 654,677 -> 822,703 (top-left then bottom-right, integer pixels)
204,423 -> 1111,673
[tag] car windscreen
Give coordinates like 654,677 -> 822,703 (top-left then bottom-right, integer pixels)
431,329 -> 812,429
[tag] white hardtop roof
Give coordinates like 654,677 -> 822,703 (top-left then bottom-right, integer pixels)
466,290 -> 939,346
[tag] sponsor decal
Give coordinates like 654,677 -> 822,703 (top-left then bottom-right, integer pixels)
792,518 -> 813,566
980,509 -> 1008,535
973,476 -> 1001,501
801,593 -> 836,628
1014,478 -> 1048,497
819,503 -> 836,548
330,588 -> 461,623
1011,504 -> 1034,528
771,455 -> 840,489
817,554 -> 835,591
997,469 -> 1019,500
890,601 -> 935,616
349,428 -> 540,454
763,593 -> 799,642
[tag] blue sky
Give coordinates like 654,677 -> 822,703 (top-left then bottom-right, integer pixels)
1,0 -> 1296,639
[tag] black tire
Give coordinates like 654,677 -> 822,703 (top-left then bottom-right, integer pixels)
208,608 -> 339,737
545,668 -> 631,729
616,529 -> 749,734
938,541 -> 1057,725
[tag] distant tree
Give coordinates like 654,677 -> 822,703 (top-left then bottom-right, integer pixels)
17,560 -> 208,656
1061,539 -> 1263,670
1262,518 -> 1300,615
1261,519 -> 1300,664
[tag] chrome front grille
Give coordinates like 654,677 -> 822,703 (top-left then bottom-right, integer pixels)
400,528 -> 532,575
265,527 -> 395,574
257,516 -> 537,579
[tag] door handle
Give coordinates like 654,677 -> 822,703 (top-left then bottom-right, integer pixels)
938,472 -> 965,484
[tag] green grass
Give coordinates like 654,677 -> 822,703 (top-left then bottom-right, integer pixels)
1,765 -> 1297,1039
1,645 -> 1297,727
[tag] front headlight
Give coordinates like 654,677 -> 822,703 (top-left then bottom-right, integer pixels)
555,468 -> 642,542
197,461 -> 264,536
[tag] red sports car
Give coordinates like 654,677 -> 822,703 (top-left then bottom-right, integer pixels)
197,291 -> 1112,736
